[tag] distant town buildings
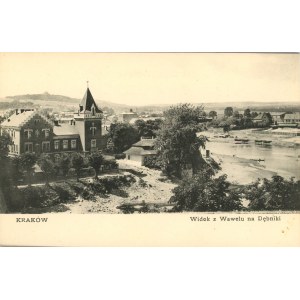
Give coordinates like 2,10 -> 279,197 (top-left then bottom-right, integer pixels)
282,112 -> 300,125
121,109 -> 138,123
252,112 -> 272,126
270,112 -> 286,124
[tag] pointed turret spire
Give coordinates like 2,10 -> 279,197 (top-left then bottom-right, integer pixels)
79,85 -> 102,113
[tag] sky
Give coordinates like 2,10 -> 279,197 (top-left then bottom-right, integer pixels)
0,53 -> 299,105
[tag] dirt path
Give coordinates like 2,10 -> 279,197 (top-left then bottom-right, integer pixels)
60,160 -> 177,214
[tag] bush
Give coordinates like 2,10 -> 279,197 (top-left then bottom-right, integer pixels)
51,183 -> 76,202
138,178 -> 148,187
143,156 -> 163,170
115,153 -> 126,159
5,187 -> 24,212
244,176 -> 300,211
19,186 -> 59,208
110,188 -> 128,198
170,171 -> 243,212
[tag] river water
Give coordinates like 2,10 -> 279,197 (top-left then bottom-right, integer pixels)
206,140 -> 300,181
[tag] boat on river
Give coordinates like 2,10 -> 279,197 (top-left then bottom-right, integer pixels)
255,140 -> 272,145
234,138 -> 249,144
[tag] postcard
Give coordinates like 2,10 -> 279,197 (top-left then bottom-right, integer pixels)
0,53 -> 299,246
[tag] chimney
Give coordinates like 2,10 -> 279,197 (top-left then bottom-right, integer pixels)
15,109 -> 19,115
54,120 -> 59,126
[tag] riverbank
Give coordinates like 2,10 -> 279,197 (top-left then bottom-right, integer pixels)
211,153 -> 278,185
203,128 -> 300,184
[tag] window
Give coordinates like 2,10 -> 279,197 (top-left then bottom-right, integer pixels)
91,139 -> 96,148
43,129 -> 50,138
15,145 -> 18,153
42,141 -> 50,152
63,140 -> 68,150
24,129 -> 33,139
71,140 -> 77,149
54,141 -> 59,150
25,142 -> 33,153
90,123 -> 97,136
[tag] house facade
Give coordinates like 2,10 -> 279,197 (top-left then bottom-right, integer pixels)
121,109 -> 138,123
123,137 -> 157,165
0,87 -> 107,160
252,112 -> 272,127
283,113 -> 300,126
270,112 -> 286,124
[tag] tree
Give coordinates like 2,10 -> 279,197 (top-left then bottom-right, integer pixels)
108,123 -> 139,153
38,154 -> 55,185
57,153 -> 71,176
0,133 -> 12,189
224,107 -> 233,117
155,103 -> 207,179
0,132 -> 11,159
19,153 -> 37,186
10,156 -> 22,186
88,151 -> 104,179
208,111 -> 217,118
223,124 -> 230,133
251,111 -> 258,118
244,108 -> 251,118
134,118 -> 163,138
170,171 -> 242,212
233,110 -> 240,118
71,153 -> 84,181
245,176 -> 300,211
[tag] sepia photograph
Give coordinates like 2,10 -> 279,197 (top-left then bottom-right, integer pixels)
1,2 -> 299,300
0,52 -> 299,217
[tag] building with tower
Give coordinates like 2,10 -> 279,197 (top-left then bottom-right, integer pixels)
0,87 -> 108,161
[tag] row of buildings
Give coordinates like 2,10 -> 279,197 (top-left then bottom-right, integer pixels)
0,88 -> 107,161
0,87 -> 159,166
251,112 -> 300,127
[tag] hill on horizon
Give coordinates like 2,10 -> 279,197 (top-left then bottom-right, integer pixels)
2,92 -> 300,113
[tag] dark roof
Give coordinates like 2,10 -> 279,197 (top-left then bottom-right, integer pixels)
133,139 -> 156,148
79,88 -> 102,113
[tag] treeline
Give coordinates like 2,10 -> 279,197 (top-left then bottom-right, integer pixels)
208,107 -> 272,130
170,170 -> 300,212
